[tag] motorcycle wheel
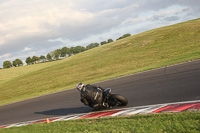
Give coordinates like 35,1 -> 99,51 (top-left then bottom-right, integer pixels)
110,94 -> 128,106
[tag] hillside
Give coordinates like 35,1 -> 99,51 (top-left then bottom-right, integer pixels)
0,19 -> 200,106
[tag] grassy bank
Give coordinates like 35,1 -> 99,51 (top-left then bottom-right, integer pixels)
0,19 -> 200,106
1,111 -> 200,133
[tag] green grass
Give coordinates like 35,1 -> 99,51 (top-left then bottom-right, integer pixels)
0,18 -> 200,106
0,61 -> 59,84
1,111 -> 200,133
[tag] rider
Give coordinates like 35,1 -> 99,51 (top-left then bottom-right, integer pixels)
76,82 -> 106,109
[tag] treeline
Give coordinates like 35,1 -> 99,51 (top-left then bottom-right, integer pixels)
2,33 -> 131,69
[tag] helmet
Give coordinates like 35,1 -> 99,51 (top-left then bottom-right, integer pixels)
76,83 -> 84,91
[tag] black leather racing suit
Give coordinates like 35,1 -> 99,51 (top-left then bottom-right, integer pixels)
80,84 -> 105,109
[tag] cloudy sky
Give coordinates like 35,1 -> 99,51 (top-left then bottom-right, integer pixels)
0,0 -> 199,67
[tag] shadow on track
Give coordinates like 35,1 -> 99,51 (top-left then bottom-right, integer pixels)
35,106 -> 95,116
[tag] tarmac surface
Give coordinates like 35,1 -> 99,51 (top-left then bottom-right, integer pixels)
0,59 -> 200,126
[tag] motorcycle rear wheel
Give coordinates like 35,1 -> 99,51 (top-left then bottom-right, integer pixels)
110,94 -> 128,106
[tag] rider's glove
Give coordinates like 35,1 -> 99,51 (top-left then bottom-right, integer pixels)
84,101 -> 89,105
80,99 -> 84,103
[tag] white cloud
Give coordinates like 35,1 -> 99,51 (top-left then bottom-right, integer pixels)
0,0 -> 138,49
121,7 -> 190,26
22,47 -> 31,52
0,53 -> 11,59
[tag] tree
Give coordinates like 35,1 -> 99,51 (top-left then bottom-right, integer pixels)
61,47 -> 70,57
26,57 -> 33,65
39,55 -> 46,60
117,33 -> 131,40
14,59 -> 23,66
39,55 -> 46,63
70,46 -> 85,54
54,50 -> 60,59
3,61 -> 12,68
70,47 -> 75,54
57,49 -> 62,57
107,39 -> 113,43
75,46 -> 85,54
46,53 -> 52,61
123,33 -> 131,38
100,41 -> 107,45
51,49 -> 62,60
86,43 -> 99,50
13,60 -> 17,67
32,56 -> 39,64
49,51 -> 55,60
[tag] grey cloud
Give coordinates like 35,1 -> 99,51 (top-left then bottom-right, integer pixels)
72,0 -> 134,12
177,0 -> 200,8
133,0 -> 200,20
49,3 -> 138,41
164,16 -> 179,21
135,0 -> 175,12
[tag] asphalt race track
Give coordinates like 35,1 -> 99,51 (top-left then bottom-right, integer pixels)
0,60 -> 200,126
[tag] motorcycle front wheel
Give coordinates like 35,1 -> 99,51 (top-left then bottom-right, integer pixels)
110,94 -> 128,106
